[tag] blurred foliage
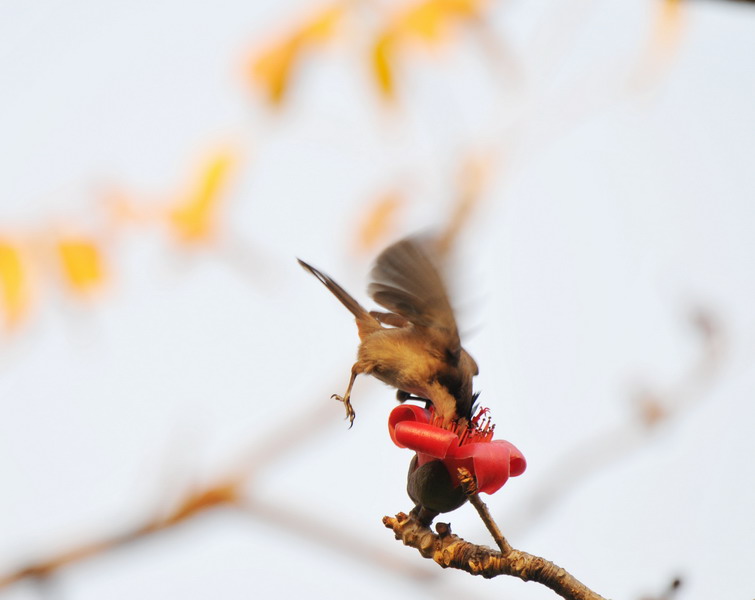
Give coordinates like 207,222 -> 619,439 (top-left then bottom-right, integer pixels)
57,236 -> 107,295
167,151 -> 237,245
0,0 -> 692,335
0,240 -> 28,330
249,4 -> 345,106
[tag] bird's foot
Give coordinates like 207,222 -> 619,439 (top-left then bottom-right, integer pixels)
409,505 -> 439,527
331,394 -> 356,428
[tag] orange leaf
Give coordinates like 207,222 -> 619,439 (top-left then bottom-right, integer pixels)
103,187 -> 155,226
163,481 -> 241,527
169,152 -> 235,244
0,240 -> 29,328
57,237 -> 106,294
630,0 -> 685,88
447,0 -> 484,17
658,0 -> 683,45
436,153 -> 491,257
355,191 -> 404,253
250,38 -> 300,106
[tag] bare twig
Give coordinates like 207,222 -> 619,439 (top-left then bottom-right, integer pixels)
242,497 -> 436,583
0,393 -> 334,590
0,477 -> 242,589
504,308 -> 724,538
383,511 -> 607,600
457,467 -> 511,555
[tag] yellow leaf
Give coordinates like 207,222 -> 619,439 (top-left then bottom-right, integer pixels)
249,4 -> 344,106
0,240 -> 29,328
57,237 -> 106,294
373,31 -> 397,99
401,2 -> 446,42
299,5 -> 343,43
396,0 -> 483,44
372,0 -> 484,96
169,152 -> 235,244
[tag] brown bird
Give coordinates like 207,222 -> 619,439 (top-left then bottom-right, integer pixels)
297,237 -> 478,427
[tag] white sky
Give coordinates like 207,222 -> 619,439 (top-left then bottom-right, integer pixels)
1,1 -> 754,599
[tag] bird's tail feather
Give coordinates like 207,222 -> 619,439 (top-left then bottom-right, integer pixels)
298,259 -> 379,334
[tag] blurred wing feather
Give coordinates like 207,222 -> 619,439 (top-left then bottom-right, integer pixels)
368,238 -> 460,347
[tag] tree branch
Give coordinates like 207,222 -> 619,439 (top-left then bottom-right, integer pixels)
457,467 -> 511,554
383,511 -> 607,600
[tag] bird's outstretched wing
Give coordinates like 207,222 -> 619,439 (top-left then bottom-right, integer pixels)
368,237 -> 461,354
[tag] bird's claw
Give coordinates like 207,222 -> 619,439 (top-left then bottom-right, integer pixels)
331,394 -> 356,428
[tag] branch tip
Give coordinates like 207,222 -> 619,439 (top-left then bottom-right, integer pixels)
435,522 -> 452,538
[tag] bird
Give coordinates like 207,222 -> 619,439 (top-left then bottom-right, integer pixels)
297,236 -> 478,428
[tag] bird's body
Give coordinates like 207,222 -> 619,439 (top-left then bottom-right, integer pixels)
298,237 -> 478,426
356,325 -> 477,421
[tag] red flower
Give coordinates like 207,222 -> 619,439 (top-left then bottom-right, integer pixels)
389,404 -> 526,495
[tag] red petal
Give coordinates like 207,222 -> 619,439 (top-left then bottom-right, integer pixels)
507,443 -> 527,477
387,405 -> 527,495
388,404 -> 431,447
446,440 -> 525,494
392,422 -> 458,458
